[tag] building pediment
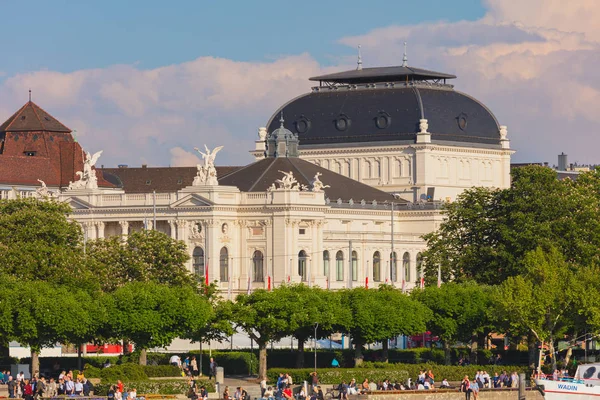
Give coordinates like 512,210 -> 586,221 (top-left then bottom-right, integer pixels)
170,193 -> 214,209
61,196 -> 93,210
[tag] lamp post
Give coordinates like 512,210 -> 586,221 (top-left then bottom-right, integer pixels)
314,323 -> 319,372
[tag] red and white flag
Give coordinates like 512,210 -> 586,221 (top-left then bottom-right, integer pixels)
267,276 -> 271,291
365,276 -> 369,289
420,277 -> 425,289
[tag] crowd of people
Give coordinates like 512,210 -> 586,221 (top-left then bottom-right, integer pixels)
0,370 -> 94,399
107,380 -> 139,400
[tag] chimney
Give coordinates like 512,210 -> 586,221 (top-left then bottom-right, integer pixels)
558,153 -> 568,171
142,164 -> 147,169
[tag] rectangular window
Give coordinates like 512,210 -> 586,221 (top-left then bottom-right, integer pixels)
299,228 -> 306,235
252,227 -> 263,236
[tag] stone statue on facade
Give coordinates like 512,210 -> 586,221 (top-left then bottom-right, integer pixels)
68,150 -> 103,190
310,172 -> 330,192
275,171 -> 299,190
35,179 -> 55,198
193,145 -> 223,186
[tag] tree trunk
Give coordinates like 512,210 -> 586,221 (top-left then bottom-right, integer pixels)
139,349 -> 147,365
0,342 -> 10,359
199,342 -> 203,376
528,334 -> 537,368
382,340 -> 389,363
31,349 -> 40,377
354,344 -> 364,366
549,337 -> 557,372
296,337 -> 305,368
443,341 -> 451,366
77,344 -> 82,371
258,343 -> 267,380
470,333 -> 478,365
123,340 -> 131,355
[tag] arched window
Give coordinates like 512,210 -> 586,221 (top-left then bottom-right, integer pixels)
416,253 -> 423,281
351,251 -> 358,281
192,247 -> 205,278
219,247 -> 229,282
253,250 -> 264,282
298,250 -> 307,281
374,160 -> 381,177
373,251 -> 381,282
390,252 -> 397,282
402,252 -> 411,283
366,161 -> 372,178
336,251 -> 344,281
323,251 -> 330,277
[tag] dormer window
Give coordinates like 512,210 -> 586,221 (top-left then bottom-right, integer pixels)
24,151 -> 36,157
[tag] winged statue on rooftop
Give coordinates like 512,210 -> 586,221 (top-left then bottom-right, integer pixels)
192,145 -> 223,186
68,149 -> 103,190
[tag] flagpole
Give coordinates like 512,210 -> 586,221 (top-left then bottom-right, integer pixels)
437,265 -> 442,288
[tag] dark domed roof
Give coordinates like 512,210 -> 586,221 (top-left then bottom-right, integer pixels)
267,83 -> 501,147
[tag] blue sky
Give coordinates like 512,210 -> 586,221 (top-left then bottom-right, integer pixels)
0,0 -> 484,77
0,0 -> 598,167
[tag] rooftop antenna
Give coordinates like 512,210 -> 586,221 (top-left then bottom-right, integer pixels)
356,44 -> 363,71
28,89 -> 31,102
402,41 -> 408,67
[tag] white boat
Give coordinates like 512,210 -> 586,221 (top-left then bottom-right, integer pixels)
535,362 -> 600,399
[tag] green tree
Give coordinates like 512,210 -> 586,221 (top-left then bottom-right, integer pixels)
231,288 -> 297,380
421,165 -> 598,284
495,246 -> 576,372
340,287 -> 431,365
105,282 -> 212,365
0,198 -> 86,285
87,230 -> 196,292
6,280 -> 103,374
411,282 -> 494,365
183,281 -> 234,370
275,285 -> 341,368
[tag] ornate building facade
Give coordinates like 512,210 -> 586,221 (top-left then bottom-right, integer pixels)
0,61 -> 511,298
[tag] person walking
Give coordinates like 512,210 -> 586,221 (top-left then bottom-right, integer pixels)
209,358 -> 218,381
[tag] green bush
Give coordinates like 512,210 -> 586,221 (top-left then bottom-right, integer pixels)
138,351 -> 258,376
143,365 -> 182,378
268,364 -> 530,384
84,364 -> 148,383
94,379 -> 215,395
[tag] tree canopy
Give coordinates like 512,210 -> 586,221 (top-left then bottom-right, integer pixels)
421,165 -> 600,284
105,282 -> 212,364
86,230 -> 196,292
0,198 -> 87,286
340,287 -> 431,364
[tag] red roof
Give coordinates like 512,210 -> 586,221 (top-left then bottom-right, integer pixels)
0,102 -> 112,189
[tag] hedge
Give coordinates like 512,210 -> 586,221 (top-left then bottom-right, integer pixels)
94,379 -> 215,395
140,351 -> 257,375
84,364 -> 148,383
268,364 -> 530,384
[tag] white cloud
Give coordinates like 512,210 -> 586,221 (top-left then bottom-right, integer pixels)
0,54 -> 321,167
0,0 -> 598,167
339,0 -> 600,164
169,147 -> 201,167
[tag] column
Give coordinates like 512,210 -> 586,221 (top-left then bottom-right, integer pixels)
119,221 -> 129,241
168,220 -> 177,239
176,220 -> 188,242
96,221 -> 105,239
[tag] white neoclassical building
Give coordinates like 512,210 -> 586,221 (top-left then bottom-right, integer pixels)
0,60 -> 512,298
253,62 -> 513,202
